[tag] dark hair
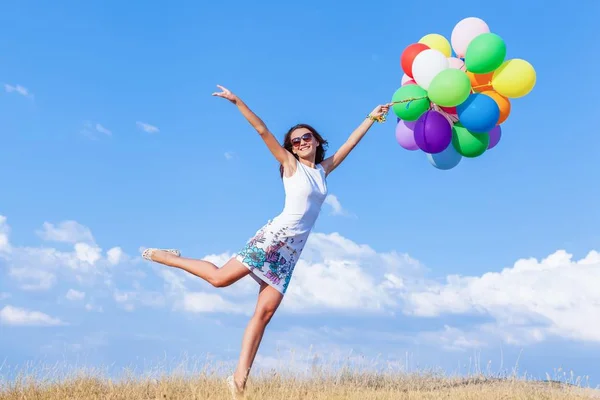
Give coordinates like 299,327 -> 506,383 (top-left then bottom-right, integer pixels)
279,123 -> 328,177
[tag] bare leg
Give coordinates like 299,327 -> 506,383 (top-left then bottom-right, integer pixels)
150,250 -> 251,288
233,282 -> 283,392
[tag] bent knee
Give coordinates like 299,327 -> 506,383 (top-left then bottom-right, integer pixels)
254,306 -> 277,325
208,274 -> 231,288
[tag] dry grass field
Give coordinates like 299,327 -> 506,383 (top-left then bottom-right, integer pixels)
1,363 -> 599,400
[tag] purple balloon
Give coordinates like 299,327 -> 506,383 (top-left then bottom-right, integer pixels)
395,119 -> 419,150
488,125 -> 502,149
413,110 -> 452,154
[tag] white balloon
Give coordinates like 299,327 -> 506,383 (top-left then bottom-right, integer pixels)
401,73 -> 412,85
450,17 -> 490,58
411,49 -> 449,90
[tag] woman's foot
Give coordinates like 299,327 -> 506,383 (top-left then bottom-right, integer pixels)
226,375 -> 245,399
141,248 -> 181,262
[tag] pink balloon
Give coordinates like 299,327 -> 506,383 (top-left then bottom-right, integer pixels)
402,79 -> 416,86
451,17 -> 490,58
440,106 -> 457,114
395,119 -> 419,150
448,57 -> 466,70
401,73 -> 412,85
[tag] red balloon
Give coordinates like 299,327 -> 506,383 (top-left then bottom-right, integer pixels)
401,43 -> 429,78
440,106 -> 457,114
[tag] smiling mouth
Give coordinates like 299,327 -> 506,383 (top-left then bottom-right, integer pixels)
299,145 -> 310,151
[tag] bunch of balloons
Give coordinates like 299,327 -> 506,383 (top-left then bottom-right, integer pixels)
392,17 -> 536,170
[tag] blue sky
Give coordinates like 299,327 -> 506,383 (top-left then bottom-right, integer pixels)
1,0 -> 600,387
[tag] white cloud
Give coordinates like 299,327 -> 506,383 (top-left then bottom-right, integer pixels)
1,217 -> 127,292
4,84 -> 32,98
154,252 -> 256,312
417,325 -> 487,352
85,304 -> 102,313
324,194 -> 349,216
203,252 -> 236,268
114,291 -> 129,303
66,289 -> 85,301
143,231 -> 424,317
37,220 -> 95,244
9,267 -> 56,291
224,152 -> 234,160
113,289 -> 165,312
136,121 -> 159,133
80,121 -> 112,140
284,259 -> 392,312
165,233 -> 600,348
85,303 -> 103,313
158,233 -> 418,315
5,213 -> 600,350
0,217 -> 11,254
106,247 -> 123,265
95,123 -> 112,136
74,242 -> 102,265
415,322 -> 548,352
281,232 -> 421,313
0,305 -> 63,326
114,292 -> 135,311
403,249 -> 600,344
151,237 -> 419,316
183,292 -> 243,314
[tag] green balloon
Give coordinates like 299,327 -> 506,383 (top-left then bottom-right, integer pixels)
452,123 -> 490,158
465,33 -> 506,74
428,69 -> 471,107
391,85 -> 429,121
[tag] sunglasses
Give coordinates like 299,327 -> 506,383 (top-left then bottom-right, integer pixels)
291,133 -> 313,147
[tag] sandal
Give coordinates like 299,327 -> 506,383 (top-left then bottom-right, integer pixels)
141,248 -> 181,261
226,375 -> 245,399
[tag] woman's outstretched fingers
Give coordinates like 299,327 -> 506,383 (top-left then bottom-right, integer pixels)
212,84 -> 237,102
212,84 -> 227,96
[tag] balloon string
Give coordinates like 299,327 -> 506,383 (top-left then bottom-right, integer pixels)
393,81 -> 491,107
390,80 -> 490,120
391,96 -> 428,106
389,78 -> 495,124
472,83 -> 492,90
370,96 -> 429,123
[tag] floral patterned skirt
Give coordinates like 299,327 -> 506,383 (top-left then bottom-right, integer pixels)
234,219 -> 308,295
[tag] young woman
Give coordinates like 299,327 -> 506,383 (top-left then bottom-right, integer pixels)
142,85 -> 390,397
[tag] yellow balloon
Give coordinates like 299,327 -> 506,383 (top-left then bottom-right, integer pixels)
418,33 -> 451,57
491,59 -> 536,98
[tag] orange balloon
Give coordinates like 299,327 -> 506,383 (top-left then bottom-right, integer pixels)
467,71 -> 493,92
482,90 -> 511,125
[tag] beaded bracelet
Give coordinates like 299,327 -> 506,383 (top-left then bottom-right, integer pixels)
367,113 -> 387,123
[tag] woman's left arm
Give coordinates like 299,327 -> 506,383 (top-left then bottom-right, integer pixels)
321,103 -> 391,175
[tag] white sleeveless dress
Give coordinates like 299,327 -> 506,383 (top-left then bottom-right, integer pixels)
234,160 -> 328,294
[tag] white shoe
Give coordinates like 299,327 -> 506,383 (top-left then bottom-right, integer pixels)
226,375 -> 244,399
141,248 -> 181,261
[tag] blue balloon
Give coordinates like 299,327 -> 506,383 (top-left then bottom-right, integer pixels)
456,93 -> 500,133
427,142 -> 462,170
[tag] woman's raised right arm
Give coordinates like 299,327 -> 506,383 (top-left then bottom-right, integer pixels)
213,85 -> 293,167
